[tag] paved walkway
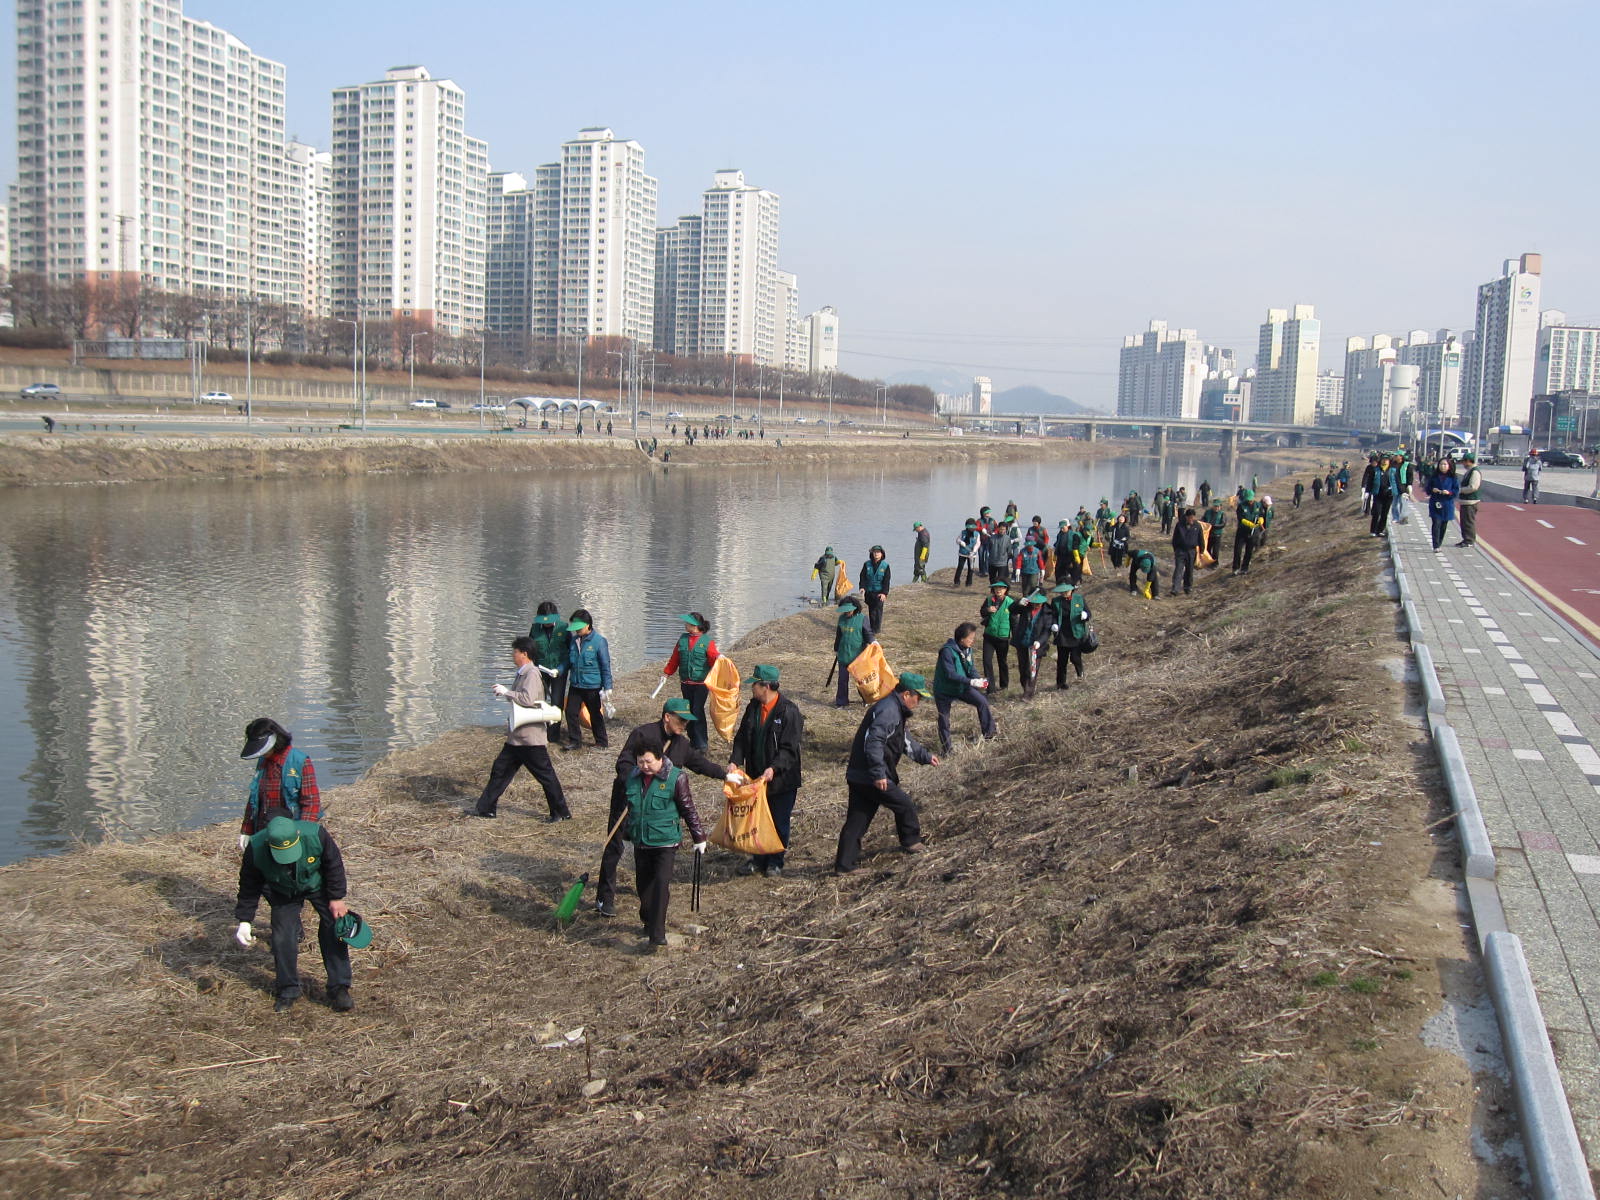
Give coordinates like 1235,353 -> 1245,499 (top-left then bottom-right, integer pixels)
1391,512 -> 1600,1177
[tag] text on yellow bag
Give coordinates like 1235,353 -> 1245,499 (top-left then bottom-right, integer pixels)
710,774 -> 785,856
848,642 -> 897,704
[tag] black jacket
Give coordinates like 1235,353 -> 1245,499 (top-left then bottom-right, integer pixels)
730,693 -> 805,794
845,693 -> 933,786
614,719 -> 725,781
1171,521 -> 1203,552
234,827 -> 347,919
1008,602 -> 1051,650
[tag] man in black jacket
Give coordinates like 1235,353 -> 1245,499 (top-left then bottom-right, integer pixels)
595,697 -> 727,917
728,665 -> 805,877
1170,507 -> 1203,596
834,674 -> 940,874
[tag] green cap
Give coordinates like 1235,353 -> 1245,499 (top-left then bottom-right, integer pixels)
1241,489 -> 1254,501
870,544 -> 884,554
912,522 -> 923,529
751,664 -> 779,685
896,672 -> 933,698
1460,450 -> 1476,461
825,545 -> 833,553
566,619 -> 588,632
334,911 -> 374,950
532,614 -> 559,627
677,613 -> 698,624
662,697 -> 697,721
1026,592 -> 1048,604
989,580 -> 1009,590
1059,520 -> 1069,527
1050,582 -> 1074,593
265,815 -> 305,864
836,598 -> 857,609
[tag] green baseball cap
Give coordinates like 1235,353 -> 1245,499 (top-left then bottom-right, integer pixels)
1050,582 -> 1074,593
896,672 -> 933,698
912,522 -> 923,530
989,580 -> 1009,590
334,911 -> 374,950
751,664 -> 779,685
265,815 -> 305,864
662,697 -> 697,721
532,614 -> 559,627
1026,592 -> 1048,604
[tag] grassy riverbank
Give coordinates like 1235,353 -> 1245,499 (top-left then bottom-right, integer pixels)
0,473 -> 1505,1198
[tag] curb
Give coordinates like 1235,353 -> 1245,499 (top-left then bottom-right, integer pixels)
1413,643 -> 1446,715
1430,721 -> 1496,881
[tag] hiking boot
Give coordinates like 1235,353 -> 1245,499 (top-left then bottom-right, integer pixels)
472,809 -> 497,818
735,860 -> 759,876
273,992 -> 299,1014
545,813 -> 571,823
833,864 -> 857,876
595,901 -> 616,918
903,842 -> 926,855
328,986 -> 355,1013
766,865 -> 784,878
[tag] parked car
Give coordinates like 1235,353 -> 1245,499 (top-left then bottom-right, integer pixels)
637,410 -> 652,418
1537,449 -> 1587,468
840,419 -> 858,427
409,398 -> 439,409
20,382 -> 61,399
793,416 -> 808,424
665,411 -> 685,419
201,390 -> 232,403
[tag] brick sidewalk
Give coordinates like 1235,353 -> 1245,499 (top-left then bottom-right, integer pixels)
1391,516 -> 1600,1176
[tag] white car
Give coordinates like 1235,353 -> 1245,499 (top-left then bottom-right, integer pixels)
469,402 -> 507,413
202,390 -> 232,403
793,416 -> 808,424
409,398 -> 439,409
20,382 -> 61,399
665,411 -> 685,419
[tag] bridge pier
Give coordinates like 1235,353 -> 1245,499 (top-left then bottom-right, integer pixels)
1288,432 -> 1307,448
1084,422 -> 1097,443
1152,426 -> 1167,455
1220,427 -> 1238,457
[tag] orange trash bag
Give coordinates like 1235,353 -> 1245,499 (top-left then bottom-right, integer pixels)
1079,554 -> 1093,578
710,773 -> 785,856
703,655 -> 741,743
833,560 -> 853,598
848,642 -> 897,704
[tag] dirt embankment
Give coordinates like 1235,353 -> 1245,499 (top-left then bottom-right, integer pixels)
0,475 -> 1503,1199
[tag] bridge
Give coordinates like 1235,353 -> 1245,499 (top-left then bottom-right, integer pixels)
949,412 -> 1365,454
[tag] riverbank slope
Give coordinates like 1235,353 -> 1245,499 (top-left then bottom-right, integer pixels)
0,478 -> 1505,1198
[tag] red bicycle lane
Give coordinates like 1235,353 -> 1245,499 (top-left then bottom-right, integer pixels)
1474,501 -> 1600,647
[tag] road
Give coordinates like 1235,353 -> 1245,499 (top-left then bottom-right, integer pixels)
1477,501 -> 1600,648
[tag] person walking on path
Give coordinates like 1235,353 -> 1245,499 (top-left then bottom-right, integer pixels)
1360,453 -> 1378,515
1231,490 -> 1264,575
812,546 -> 839,604
1053,521 -> 1075,586
1048,582 -> 1091,689
954,521 -> 980,588
1427,457 -> 1460,551
1171,507 -> 1203,595
1522,450 -> 1543,503
620,748 -> 707,952
528,605 -> 570,744
978,580 -> 1014,694
237,718 -> 320,851
860,545 -> 892,633
1017,538 -> 1043,598
1203,500 -> 1226,567
1456,451 -> 1483,547
1311,475 -> 1323,502
832,595 -> 874,707
1128,548 -> 1161,599
1392,452 -> 1414,524
834,674 -> 940,874
911,523 -> 931,583
1292,481 -> 1304,509
1009,590 -> 1051,698
233,814 -> 354,1013
662,612 -> 718,751
475,636 -> 569,821
932,622 -> 995,753
1369,455 -> 1398,537
728,665 -> 805,878
561,610 -> 612,751
1108,514 -> 1131,569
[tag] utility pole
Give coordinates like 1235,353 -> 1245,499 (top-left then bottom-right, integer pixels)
575,330 -> 585,403
245,298 -> 254,425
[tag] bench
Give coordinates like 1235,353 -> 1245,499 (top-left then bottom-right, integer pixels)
289,424 -> 339,434
61,422 -> 139,433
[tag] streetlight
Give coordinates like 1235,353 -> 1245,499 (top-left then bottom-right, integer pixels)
407,331 -> 430,404
874,384 -> 886,427
335,317 -> 360,415
244,297 -> 254,425
478,336 -> 487,430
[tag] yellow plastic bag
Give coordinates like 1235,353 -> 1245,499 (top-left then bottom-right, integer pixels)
834,560 -> 853,598
1140,581 -> 1152,599
710,774 -> 785,856
848,642 -> 897,704
1080,555 -> 1092,577
703,655 -> 741,743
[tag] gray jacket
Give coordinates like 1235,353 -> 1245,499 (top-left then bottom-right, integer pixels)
502,662 -> 550,748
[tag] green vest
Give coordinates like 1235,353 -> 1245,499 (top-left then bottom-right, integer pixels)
529,625 -> 567,671
862,559 -> 890,592
836,612 -> 867,666
1052,594 -> 1087,640
249,820 -> 326,897
626,766 -> 684,848
984,596 -> 1013,639
676,632 -> 711,683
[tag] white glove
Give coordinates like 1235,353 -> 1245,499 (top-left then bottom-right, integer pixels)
234,922 -> 253,948
238,834 -> 249,852
725,771 -> 746,784
1050,624 -> 1060,633
492,684 -> 510,697
537,664 -> 560,677
1082,608 -> 1091,621
693,842 -> 707,854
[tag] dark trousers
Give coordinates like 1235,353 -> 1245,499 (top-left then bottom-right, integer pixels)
1431,516 -> 1451,549
1129,565 -> 1160,597
564,686 -> 608,747
1459,502 -> 1478,545
865,592 -> 885,633
268,895 -> 351,998
988,559 -> 1008,584
835,780 -> 921,870
1013,641 -> 1038,696
1108,546 -> 1125,569
477,742 -> 567,817
597,778 -> 630,906
1232,531 -> 1255,572
835,665 -> 854,707
1369,493 -> 1392,535
754,787 -> 798,871
1019,572 -> 1039,598
1171,548 -> 1195,594
544,671 -> 568,741
934,689 -> 995,752
913,550 -> 928,581
1055,646 -> 1084,687
981,634 -> 1010,691
681,681 -> 709,750
954,556 -> 975,586
634,845 -> 677,943
1207,529 -> 1224,563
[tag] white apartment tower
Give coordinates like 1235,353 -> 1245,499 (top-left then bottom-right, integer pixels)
971,375 -> 993,417
530,128 -> 658,345
1534,310 -> 1600,396
11,0 -> 293,303
1343,335 -> 1419,433
653,217 -> 702,358
1398,330 -> 1464,424
1252,305 -> 1320,425
1461,253 -> 1542,429
696,170 -> 782,363
329,65 -> 487,337
807,307 -> 841,377
285,141 -> 332,321
1117,320 -> 1206,419
1314,370 -> 1345,422
485,172 -> 535,337
775,271 -> 805,372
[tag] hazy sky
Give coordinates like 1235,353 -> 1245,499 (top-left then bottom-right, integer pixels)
5,0 -> 1597,405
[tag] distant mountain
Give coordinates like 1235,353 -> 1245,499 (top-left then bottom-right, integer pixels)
884,368 -> 972,396
994,385 -> 1104,416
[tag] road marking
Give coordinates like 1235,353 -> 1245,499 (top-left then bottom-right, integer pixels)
1537,519 -> 1555,529
1507,504 -> 1526,511
1565,537 -> 1587,546
1484,686 -> 1506,695
1569,854 -> 1600,875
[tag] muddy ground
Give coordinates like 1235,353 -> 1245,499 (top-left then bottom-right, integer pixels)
0,477 -> 1518,1198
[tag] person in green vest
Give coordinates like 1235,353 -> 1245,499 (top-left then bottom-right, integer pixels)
661,612 -> 719,751
1095,498 -> 1115,541
1049,582 -> 1092,689
1128,547 -> 1161,598
527,603 -> 570,742
832,595 -> 874,707
1232,489 -> 1264,574
621,747 -> 707,953
812,546 -> 839,604
978,580 -> 1014,693
859,545 -> 892,633
237,717 -> 321,851
932,620 -> 995,752
729,665 -> 805,877
911,523 -> 931,582
233,814 -> 355,1013
1456,450 -> 1482,546
1203,501 -> 1226,566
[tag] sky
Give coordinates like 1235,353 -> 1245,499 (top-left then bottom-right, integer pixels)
5,0 -> 1598,407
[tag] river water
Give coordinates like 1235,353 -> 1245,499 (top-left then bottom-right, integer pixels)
0,448 -> 1274,864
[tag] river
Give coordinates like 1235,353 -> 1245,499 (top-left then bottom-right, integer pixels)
0,448 -> 1277,863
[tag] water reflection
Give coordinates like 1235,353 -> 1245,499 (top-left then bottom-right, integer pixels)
0,449 -> 1273,862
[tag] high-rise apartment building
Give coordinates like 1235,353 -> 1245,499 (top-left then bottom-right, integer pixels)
807,307 -> 841,377
1534,311 -> 1600,396
528,128 -> 657,344
1461,253 -> 1542,429
1314,370 -> 1345,422
10,0 -> 293,303
0,204 -> 10,279
653,217 -> 702,357
1398,330 -> 1464,425
484,172 -> 535,337
695,170 -> 781,362
285,141 -> 331,322
971,375 -> 993,417
1252,305 -> 1320,425
1343,335 -> 1419,433
1117,320 -> 1206,419
329,65 -> 487,337
775,271 -> 805,372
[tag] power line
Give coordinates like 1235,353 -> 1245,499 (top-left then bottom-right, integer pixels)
841,348 -> 1116,377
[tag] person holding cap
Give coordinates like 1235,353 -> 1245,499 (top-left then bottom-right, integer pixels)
1456,451 -> 1482,546
932,621 -> 995,753
1009,589 -> 1052,699
596,697 -> 727,917
729,665 -> 805,877
621,747 -> 707,952
860,545 -> 892,633
911,522 -> 932,583
978,580 -> 1014,693
233,813 -> 354,1013
475,635 -> 569,821
561,608 -> 612,751
1049,582 -> 1091,689
834,673 -> 940,874
833,594 -> 874,707
237,718 -> 320,852
662,612 -> 719,751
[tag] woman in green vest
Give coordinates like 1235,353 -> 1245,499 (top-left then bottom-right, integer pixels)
623,749 -> 707,953
833,595 -> 873,707
662,612 -> 719,751
1049,582 -> 1092,689
978,580 -> 1013,693
528,602 -> 570,742
859,546 -> 892,633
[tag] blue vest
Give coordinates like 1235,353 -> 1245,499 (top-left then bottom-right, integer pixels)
247,748 -> 310,825
862,559 -> 890,592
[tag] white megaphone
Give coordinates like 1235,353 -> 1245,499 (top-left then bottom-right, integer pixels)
509,700 -> 563,733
